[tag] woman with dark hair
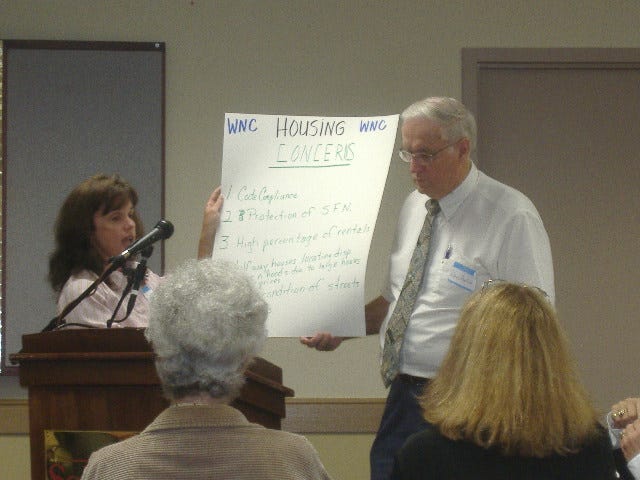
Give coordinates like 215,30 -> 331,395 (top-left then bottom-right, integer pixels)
48,173 -> 222,328
391,281 -> 616,479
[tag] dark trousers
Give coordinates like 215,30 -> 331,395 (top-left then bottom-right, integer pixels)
370,375 -> 429,480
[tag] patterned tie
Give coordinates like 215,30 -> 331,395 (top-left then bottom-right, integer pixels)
380,199 -> 440,387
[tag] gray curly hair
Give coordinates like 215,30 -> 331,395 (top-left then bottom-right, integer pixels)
401,97 -> 477,153
145,258 -> 268,401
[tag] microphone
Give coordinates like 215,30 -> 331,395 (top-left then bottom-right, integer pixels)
125,245 -> 153,318
109,219 -> 173,266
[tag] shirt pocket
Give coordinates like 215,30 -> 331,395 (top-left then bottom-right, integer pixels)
437,250 -> 488,300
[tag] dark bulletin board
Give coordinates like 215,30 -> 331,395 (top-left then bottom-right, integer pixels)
1,40 -> 165,373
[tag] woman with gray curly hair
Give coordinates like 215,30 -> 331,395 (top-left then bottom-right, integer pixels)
147,257 -> 268,402
81,258 -> 331,480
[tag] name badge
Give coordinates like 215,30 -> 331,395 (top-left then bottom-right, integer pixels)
448,261 -> 476,292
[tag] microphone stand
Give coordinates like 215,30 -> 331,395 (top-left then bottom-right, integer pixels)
126,246 -> 153,317
106,246 -> 152,328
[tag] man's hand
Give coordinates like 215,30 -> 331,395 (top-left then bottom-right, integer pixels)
299,295 -> 389,352
300,333 -> 344,351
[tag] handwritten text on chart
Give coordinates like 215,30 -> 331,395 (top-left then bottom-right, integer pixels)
217,184 -> 369,299
226,116 -> 390,136
226,116 -> 390,169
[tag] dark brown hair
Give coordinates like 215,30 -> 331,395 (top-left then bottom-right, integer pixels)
48,174 -> 143,292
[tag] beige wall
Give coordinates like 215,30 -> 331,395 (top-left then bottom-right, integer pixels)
2,1 -> 640,478
0,435 -> 30,479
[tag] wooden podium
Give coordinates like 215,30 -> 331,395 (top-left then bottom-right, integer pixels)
10,328 -> 294,480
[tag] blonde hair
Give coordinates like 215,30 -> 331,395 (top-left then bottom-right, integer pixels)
421,282 -> 600,457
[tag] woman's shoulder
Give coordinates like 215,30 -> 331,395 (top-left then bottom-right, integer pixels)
579,423 -> 618,457
393,424 -> 461,479
400,424 -> 493,465
58,269 -> 98,298
144,268 -> 162,288
68,268 -> 99,282
401,424 -> 451,453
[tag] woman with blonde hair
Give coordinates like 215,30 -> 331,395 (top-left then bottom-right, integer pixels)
391,281 -> 616,479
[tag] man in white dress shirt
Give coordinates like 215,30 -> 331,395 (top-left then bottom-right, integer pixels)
302,97 -> 555,480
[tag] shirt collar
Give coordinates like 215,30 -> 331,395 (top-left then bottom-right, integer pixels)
144,404 -> 250,432
435,162 -> 478,219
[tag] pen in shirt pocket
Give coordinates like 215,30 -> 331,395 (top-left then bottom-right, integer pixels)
444,244 -> 453,259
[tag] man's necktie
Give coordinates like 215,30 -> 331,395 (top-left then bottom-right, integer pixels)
380,199 -> 440,387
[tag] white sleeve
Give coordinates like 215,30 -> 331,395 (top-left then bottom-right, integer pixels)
496,210 -> 555,303
628,453 -> 640,480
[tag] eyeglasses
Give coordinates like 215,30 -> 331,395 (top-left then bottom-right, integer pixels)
398,139 -> 460,165
481,279 -> 549,299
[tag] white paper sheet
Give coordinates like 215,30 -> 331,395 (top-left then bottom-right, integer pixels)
215,113 -> 398,336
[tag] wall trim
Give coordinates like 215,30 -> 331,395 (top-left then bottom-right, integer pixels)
0,398 -> 385,435
283,398 -> 385,433
0,400 -> 29,434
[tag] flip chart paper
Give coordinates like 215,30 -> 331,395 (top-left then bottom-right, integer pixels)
216,113 -> 398,336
